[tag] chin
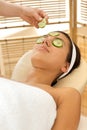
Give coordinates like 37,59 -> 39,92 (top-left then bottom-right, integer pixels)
31,52 -> 45,68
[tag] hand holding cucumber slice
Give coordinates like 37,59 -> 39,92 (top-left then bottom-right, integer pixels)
52,39 -> 63,47
38,18 -> 47,28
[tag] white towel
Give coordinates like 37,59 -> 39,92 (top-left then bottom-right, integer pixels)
0,78 -> 87,130
78,115 -> 87,130
0,78 -> 56,130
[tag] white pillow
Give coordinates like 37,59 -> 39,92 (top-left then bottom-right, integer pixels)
11,50 -> 87,93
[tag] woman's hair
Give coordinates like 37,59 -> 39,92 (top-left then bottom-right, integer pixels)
51,31 -> 81,86
59,31 -> 81,71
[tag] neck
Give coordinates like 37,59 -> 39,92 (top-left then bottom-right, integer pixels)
25,67 -> 58,86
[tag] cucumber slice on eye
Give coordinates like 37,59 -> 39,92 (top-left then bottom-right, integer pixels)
36,37 -> 45,44
49,32 -> 59,36
38,18 -> 47,28
52,39 -> 63,47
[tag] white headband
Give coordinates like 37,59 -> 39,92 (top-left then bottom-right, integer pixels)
58,41 -> 76,80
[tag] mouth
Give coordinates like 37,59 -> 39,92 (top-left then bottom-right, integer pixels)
36,44 -> 49,52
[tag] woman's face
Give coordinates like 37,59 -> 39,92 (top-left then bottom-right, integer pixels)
31,32 -> 70,74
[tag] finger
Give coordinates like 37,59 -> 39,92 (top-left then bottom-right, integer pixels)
23,16 -> 35,26
33,14 -> 42,22
30,17 -> 39,28
33,8 -> 48,22
45,15 -> 49,24
39,9 -> 48,19
39,10 -> 49,23
33,18 -> 40,28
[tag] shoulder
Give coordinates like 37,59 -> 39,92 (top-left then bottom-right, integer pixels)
54,87 -> 81,106
55,87 -> 81,97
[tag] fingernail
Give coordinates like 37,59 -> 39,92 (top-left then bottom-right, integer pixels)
39,17 -> 42,21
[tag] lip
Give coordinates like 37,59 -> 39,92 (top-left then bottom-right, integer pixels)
36,44 -> 49,52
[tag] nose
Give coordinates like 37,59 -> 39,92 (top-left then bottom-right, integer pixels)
42,36 -> 51,47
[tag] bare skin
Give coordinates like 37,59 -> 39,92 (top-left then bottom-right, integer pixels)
0,1 -> 81,128
25,82 -> 81,130
0,0 -> 48,74
0,0 -> 48,28
0,32 -> 81,130
24,32 -> 81,130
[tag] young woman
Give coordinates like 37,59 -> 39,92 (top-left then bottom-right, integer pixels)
24,31 -> 81,130
0,31 -> 81,130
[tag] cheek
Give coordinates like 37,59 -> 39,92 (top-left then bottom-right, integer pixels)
50,49 -> 67,67
33,44 -> 39,49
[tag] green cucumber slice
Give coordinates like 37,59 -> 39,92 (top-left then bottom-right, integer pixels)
49,32 -> 59,36
52,39 -> 63,47
38,18 -> 47,28
36,37 -> 45,44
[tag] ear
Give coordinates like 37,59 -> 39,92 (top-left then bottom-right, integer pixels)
61,62 -> 70,73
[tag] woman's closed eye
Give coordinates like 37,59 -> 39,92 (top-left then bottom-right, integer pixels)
52,38 -> 64,48
36,37 -> 64,48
